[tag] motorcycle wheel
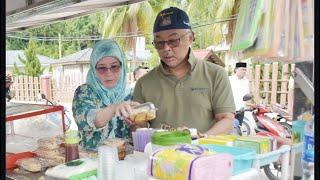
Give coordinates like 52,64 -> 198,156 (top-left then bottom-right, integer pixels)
239,121 -> 251,136
263,163 -> 281,180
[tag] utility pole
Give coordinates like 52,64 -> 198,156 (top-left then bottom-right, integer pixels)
58,33 -> 62,59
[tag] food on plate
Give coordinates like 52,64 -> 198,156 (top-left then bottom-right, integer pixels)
17,158 -> 42,172
37,137 -> 59,150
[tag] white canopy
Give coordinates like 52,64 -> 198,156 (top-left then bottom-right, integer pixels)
6,0 -> 145,32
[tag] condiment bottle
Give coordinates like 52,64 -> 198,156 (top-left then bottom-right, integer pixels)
65,130 -> 81,162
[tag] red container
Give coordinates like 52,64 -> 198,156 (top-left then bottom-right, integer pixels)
6,151 -> 36,170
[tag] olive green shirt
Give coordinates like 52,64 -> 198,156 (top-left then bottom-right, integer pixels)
133,49 -> 235,132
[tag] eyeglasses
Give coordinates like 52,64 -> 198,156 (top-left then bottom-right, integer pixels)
152,31 -> 191,50
95,65 -> 121,74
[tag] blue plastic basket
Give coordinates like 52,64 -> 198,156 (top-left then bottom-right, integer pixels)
201,144 -> 256,175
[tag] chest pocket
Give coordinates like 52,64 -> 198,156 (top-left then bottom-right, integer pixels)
187,87 -> 212,110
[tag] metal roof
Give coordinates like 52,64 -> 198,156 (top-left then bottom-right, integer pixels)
6,50 -> 56,66
52,48 -> 92,65
6,0 -> 145,32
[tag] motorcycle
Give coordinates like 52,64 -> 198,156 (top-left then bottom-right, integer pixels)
237,94 -> 292,138
236,94 -> 292,180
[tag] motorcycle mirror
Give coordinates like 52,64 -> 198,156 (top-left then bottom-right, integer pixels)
243,94 -> 253,101
41,93 -> 46,100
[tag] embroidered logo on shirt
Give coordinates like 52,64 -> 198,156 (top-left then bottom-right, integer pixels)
190,87 -> 209,92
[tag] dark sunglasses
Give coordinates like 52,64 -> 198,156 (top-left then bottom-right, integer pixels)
95,64 -> 121,74
152,31 -> 191,50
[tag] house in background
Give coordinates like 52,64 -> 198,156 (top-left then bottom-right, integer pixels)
51,48 -> 92,80
6,50 -> 56,75
126,37 -> 151,71
51,37 -> 152,83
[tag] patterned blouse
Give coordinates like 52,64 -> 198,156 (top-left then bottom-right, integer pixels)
72,84 -> 132,150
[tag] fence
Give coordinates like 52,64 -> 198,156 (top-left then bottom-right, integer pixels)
51,73 -> 87,103
247,62 -> 295,107
9,62 -> 295,113
11,76 -> 41,102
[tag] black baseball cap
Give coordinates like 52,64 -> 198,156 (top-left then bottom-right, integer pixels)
153,7 -> 191,33
235,62 -> 247,68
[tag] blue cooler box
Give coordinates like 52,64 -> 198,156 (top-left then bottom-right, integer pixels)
201,144 -> 256,175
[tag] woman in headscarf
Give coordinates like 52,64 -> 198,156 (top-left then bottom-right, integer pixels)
72,40 -> 139,150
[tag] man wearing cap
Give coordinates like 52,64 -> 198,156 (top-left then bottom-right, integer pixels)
229,62 -> 251,111
132,7 -> 235,135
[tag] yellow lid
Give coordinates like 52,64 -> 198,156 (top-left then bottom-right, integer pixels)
65,130 -> 82,144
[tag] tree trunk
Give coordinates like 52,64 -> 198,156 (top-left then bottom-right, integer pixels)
226,0 -> 241,44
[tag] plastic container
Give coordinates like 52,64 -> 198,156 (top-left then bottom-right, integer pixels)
234,136 -> 271,154
301,118 -> 314,180
45,158 -> 98,179
129,102 -> 157,123
199,138 -> 234,146
201,144 -> 256,175
292,120 -> 306,143
151,131 -> 191,151
148,144 -> 233,180
132,128 -> 153,152
65,130 -> 81,162
199,135 -> 237,146
98,146 -> 118,180
6,151 -> 36,170
254,145 -> 290,167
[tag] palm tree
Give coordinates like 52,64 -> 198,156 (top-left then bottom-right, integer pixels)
100,0 -> 238,52
227,0 -> 241,44
187,0 -> 236,48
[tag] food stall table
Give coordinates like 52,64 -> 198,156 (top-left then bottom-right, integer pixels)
6,102 -> 66,177
6,102 -> 66,132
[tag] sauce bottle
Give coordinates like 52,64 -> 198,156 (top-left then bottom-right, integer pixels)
65,130 -> 81,162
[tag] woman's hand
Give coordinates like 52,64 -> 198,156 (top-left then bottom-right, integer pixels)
113,101 -> 140,118
95,101 -> 140,128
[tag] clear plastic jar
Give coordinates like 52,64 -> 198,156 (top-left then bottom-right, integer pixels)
129,102 -> 157,123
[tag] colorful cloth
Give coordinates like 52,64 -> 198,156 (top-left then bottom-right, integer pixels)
72,40 -> 131,150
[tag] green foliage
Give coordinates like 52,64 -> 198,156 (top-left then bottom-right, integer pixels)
6,38 -> 28,50
6,14 -> 102,59
146,44 -> 160,68
6,0 -> 238,64
12,62 -> 22,76
18,39 -> 44,77
48,65 -> 53,73
187,0 -> 235,48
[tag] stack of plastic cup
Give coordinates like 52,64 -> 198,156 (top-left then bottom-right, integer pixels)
113,161 -> 134,180
132,128 -> 153,152
97,145 -> 119,180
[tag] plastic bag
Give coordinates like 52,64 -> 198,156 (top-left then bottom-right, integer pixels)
129,102 -> 157,123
